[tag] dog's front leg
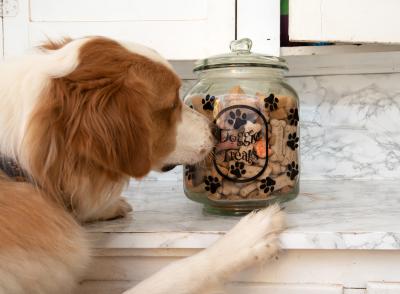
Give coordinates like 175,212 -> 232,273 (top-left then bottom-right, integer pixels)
123,205 -> 285,294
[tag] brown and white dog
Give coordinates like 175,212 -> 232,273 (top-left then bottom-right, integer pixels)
0,36 -> 285,294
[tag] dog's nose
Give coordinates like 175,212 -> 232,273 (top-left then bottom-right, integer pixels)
210,123 -> 221,143
161,164 -> 177,172
208,135 -> 217,147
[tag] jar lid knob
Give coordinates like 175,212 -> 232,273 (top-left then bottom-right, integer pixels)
230,38 -> 252,54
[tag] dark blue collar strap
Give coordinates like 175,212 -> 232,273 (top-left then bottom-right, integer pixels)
0,156 -> 29,182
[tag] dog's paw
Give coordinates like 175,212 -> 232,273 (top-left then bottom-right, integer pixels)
116,197 -> 133,215
99,197 -> 133,221
208,204 -> 285,277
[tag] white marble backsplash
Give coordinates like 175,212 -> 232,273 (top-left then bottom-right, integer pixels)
290,73 -> 400,180
146,73 -> 400,181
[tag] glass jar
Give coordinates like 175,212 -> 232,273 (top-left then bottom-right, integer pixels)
183,38 -> 300,215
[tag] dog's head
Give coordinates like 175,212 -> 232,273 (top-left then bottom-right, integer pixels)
25,37 -> 213,182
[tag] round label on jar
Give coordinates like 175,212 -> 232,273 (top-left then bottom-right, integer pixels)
213,104 -> 269,183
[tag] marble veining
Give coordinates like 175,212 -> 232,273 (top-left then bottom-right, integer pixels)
86,179 -> 400,250
288,73 -> 400,180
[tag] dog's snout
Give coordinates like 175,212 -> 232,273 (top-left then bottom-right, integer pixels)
210,123 -> 221,143
161,164 -> 177,172
209,135 -> 217,145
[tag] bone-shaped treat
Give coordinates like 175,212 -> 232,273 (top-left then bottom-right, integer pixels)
226,87 -> 256,107
221,180 -> 240,195
278,95 -> 296,112
225,194 -> 242,200
244,121 -> 262,134
261,165 -> 272,178
273,174 -> 294,191
247,190 -> 260,199
208,192 -> 222,201
229,85 -> 245,95
269,119 -> 286,162
239,182 -> 258,197
270,108 -> 287,120
242,165 -> 262,178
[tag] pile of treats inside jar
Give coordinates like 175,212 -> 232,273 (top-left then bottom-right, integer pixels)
187,86 -> 299,201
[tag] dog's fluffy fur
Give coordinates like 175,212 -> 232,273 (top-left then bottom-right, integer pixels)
0,37 -> 284,294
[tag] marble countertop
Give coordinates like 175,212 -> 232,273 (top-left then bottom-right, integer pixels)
86,180 -> 400,250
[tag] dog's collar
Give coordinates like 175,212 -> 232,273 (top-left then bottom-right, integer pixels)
0,155 -> 29,182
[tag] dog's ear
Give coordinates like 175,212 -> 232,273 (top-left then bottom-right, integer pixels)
28,37 -> 155,181
73,77 -> 153,178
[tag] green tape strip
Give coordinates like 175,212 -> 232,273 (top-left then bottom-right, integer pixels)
281,0 -> 289,15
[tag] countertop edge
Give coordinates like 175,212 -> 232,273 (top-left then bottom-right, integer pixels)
88,231 -> 400,250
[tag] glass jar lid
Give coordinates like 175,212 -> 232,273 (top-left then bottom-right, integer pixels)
193,38 -> 288,72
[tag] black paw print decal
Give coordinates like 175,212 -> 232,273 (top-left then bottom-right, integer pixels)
287,161 -> 299,180
227,109 -> 247,129
185,165 -> 196,180
204,176 -> 221,193
230,161 -> 247,178
264,94 -> 279,111
202,94 -> 215,111
287,132 -> 299,150
260,177 -> 276,193
288,108 -> 299,126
